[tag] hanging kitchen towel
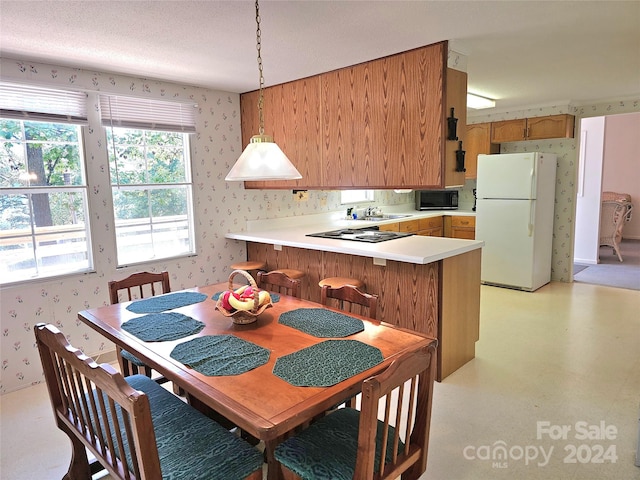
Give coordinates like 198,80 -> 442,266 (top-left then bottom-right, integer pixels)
121,312 -> 204,342
170,335 -> 270,376
279,308 -> 364,338
126,291 -> 208,314
273,340 -> 383,387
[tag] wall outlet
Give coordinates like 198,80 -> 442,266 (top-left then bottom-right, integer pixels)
293,190 -> 309,202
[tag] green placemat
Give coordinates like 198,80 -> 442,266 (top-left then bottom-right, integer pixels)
273,340 -> 383,387
121,312 -> 205,342
212,291 -> 281,303
170,335 -> 270,376
126,291 -> 208,314
279,308 -> 365,338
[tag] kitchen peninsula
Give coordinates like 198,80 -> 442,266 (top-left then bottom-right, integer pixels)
226,211 -> 483,380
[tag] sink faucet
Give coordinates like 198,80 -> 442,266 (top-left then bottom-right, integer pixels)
364,206 -> 381,217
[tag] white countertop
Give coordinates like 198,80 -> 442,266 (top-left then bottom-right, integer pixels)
225,208 -> 483,265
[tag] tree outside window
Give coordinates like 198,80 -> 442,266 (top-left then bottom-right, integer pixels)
107,127 -> 195,266
0,119 -> 91,283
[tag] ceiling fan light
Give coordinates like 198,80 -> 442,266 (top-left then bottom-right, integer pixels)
467,93 -> 496,109
225,135 -> 302,181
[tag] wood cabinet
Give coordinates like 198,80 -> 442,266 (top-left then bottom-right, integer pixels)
464,122 -> 499,179
241,76 -> 323,189
417,216 -> 443,237
444,215 -> 476,239
322,44 -> 447,189
240,41 -> 466,190
490,114 -> 575,143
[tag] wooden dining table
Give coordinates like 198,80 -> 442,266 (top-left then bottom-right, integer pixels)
78,282 -> 437,480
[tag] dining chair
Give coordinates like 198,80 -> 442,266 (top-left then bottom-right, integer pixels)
34,323 -> 263,480
321,284 -> 379,320
108,271 -> 170,379
257,270 -> 302,297
274,341 -> 438,480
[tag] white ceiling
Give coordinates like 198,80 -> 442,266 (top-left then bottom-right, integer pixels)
1,1 -> 639,112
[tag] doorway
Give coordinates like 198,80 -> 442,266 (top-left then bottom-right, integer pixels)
573,112 -> 640,290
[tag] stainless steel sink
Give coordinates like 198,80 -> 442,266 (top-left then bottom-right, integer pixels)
357,214 -> 413,221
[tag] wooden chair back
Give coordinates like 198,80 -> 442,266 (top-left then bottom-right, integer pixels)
257,270 -> 301,298
108,271 -> 170,304
321,284 -> 378,319
356,341 -> 437,479
34,323 -> 163,479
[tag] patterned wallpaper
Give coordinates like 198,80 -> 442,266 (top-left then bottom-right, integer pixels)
0,58 -> 412,393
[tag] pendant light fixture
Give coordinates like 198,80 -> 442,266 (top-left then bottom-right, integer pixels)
226,0 -> 302,181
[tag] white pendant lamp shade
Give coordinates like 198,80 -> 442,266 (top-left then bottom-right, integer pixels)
225,134 -> 302,181
226,0 -> 302,182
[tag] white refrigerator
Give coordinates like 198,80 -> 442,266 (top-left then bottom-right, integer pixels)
475,152 -> 557,291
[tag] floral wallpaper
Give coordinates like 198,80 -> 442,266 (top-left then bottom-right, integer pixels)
466,98 -> 640,283
0,57 -> 413,393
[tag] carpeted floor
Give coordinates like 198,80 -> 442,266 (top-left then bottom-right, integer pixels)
574,239 -> 640,290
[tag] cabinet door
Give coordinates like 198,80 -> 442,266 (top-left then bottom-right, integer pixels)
398,219 -> 420,233
379,222 -> 400,232
241,77 -> 323,189
322,43 -> 446,188
526,114 -> 575,140
464,123 -> 499,179
490,119 -> 527,143
450,216 -> 476,239
417,227 -> 444,237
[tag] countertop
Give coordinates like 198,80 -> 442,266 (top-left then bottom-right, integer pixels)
225,208 -> 483,265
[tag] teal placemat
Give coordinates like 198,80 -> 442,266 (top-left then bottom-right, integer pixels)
279,308 -> 364,338
121,312 -> 205,341
212,291 -> 281,303
273,340 -> 383,387
170,335 -> 270,376
126,292 -> 208,314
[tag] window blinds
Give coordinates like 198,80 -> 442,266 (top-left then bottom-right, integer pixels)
100,95 -> 196,133
0,82 -> 88,124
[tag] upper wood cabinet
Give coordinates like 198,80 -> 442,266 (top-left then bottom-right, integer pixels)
464,122 -> 499,179
443,68 -> 467,188
322,44 -> 447,189
239,41 -> 463,190
490,114 -> 575,143
241,76 -> 323,189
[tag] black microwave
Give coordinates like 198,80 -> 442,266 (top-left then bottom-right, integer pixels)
415,190 -> 459,210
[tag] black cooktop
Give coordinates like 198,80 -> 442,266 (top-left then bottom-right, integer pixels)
306,227 -> 413,243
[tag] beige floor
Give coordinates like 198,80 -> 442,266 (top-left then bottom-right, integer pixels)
2,281 -> 639,479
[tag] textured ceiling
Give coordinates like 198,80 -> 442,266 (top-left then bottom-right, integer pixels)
1,1 -> 639,112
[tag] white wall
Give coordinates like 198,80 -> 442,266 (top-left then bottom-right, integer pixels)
602,112 -> 640,239
574,117 -> 605,264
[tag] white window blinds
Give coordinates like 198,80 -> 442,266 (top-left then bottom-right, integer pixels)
100,95 -> 196,132
0,82 -> 88,124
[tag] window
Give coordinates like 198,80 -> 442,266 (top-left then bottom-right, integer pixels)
101,95 -> 196,266
0,84 -> 92,284
341,189 -> 374,204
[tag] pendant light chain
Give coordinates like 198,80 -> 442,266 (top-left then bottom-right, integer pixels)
255,0 -> 265,136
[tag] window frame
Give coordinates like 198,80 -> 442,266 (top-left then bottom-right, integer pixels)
0,119 -> 94,285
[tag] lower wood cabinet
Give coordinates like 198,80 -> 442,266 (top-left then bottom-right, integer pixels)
444,216 -> 476,239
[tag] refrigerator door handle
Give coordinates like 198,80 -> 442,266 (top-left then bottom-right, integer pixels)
528,200 -> 535,237
529,166 -> 536,200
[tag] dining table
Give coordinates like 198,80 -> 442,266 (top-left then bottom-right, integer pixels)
78,281 -> 437,480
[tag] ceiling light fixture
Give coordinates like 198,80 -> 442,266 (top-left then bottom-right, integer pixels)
467,93 -> 496,110
226,0 -> 302,182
